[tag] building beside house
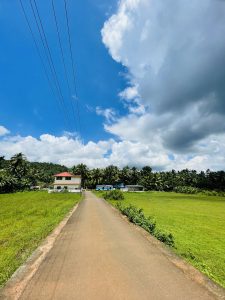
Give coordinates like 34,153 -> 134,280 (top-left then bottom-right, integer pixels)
53,172 -> 81,193
125,185 -> 144,192
95,183 -> 144,192
113,182 -> 125,189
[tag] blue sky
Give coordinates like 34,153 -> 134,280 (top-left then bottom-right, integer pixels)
1,0 -> 225,170
0,0 -> 126,142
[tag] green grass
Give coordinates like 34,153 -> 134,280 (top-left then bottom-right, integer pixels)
0,191 -> 81,287
99,191 -> 225,288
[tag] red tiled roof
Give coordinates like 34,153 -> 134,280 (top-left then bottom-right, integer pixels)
54,172 -> 80,177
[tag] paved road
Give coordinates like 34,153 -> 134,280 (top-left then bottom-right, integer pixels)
20,191 -> 216,300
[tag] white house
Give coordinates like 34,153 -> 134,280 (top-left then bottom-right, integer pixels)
53,172 -> 81,193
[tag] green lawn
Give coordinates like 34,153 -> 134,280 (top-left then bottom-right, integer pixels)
0,191 -> 81,287
104,191 -> 225,288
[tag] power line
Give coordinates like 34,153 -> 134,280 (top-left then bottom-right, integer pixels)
51,0 -> 71,95
19,0 -> 71,130
30,0 -> 73,131
19,0 -> 58,111
51,0 -> 78,133
31,0 -> 71,130
63,0 -> 82,138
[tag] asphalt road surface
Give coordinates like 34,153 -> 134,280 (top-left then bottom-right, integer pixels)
19,191 -> 216,300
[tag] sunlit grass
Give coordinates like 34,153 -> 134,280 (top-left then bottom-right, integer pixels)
0,191 -> 81,287
102,191 -> 225,288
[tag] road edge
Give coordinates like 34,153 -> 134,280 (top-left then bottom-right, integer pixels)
0,200 -> 81,300
99,196 -> 225,300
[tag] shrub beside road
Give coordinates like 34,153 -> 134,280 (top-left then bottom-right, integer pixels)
102,191 -> 225,288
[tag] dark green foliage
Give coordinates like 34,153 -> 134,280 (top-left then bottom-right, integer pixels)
71,164 -> 89,188
30,162 -> 68,184
70,164 -> 225,193
0,170 -> 18,193
200,190 -> 225,196
0,154 -> 68,193
103,189 -> 124,200
173,186 -> 200,194
116,203 -> 175,247
154,232 -> 174,247
173,186 -> 225,196
1,153 -> 225,194
103,165 -> 120,184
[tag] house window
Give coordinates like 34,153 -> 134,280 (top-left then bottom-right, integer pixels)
57,186 -> 61,190
65,177 -> 71,180
56,176 -> 62,180
64,186 -> 68,189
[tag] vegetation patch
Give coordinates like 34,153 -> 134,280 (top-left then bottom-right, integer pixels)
103,189 -> 124,200
0,191 -> 81,287
109,191 -> 225,288
173,185 -> 225,196
116,203 -> 174,247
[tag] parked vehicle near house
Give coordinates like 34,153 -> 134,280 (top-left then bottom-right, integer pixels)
96,185 -> 114,191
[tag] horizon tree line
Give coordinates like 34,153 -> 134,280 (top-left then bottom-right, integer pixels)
0,153 -> 225,193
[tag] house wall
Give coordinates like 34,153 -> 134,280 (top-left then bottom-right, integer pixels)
54,177 -> 81,185
54,184 -> 80,190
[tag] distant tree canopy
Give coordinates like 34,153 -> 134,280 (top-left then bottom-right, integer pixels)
0,153 -> 225,193
0,154 -> 68,193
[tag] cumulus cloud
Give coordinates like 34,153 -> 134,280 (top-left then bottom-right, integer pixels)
0,132 -> 168,168
1,1 -> 225,171
119,85 -> 146,115
102,0 -> 225,152
0,131 -> 225,171
0,125 -> 10,136
96,106 -> 117,123
119,86 -> 139,100
0,133 -> 111,168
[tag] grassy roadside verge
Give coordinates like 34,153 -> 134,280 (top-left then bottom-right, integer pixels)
95,191 -> 225,288
0,191 -> 81,287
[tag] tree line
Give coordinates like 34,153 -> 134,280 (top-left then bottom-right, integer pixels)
72,164 -> 225,193
1,153 -> 225,193
0,153 -> 67,193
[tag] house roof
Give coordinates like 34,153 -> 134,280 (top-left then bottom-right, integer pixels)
54,172 -> 81,177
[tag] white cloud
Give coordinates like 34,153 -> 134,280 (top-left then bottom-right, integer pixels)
1,2 -> 225,172
0,125 -> 10,136
0,131 -> 225,171
119,86 -> 139,100
119,86 -> 146,115
96,106 -> 116,123
102,0 -> 225,154
0,133 -> 112,168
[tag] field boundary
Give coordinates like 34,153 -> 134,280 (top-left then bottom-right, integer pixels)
0,201 -> 80,300
99,196 -> 225,300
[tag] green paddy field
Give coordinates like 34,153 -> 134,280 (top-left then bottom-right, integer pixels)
107,191 -> 225,288
0,191 -> 81,287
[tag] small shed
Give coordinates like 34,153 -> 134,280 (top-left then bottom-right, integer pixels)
126,185 -> 144,192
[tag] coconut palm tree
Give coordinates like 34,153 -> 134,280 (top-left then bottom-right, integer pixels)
8,153 -> 29,180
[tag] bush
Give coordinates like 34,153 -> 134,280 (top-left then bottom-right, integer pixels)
173,186 -> 200,194
116,203 -> 175,247
103,189 -> 124,200
173,186 -> 225,197
200,190 -> 225,197
154,231 -> 174,247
